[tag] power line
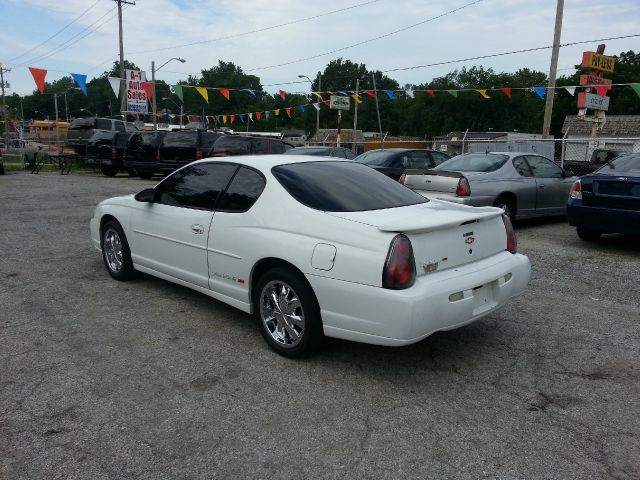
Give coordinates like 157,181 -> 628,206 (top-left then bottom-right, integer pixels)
7,0 -> 103,63
127,0 -> 384,56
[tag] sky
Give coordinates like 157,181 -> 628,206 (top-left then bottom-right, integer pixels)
0,0 -> 639,97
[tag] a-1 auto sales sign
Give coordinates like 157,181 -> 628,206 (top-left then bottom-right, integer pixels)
126,69 -> 148,113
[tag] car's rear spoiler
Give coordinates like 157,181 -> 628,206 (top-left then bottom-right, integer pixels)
403,169 -> 463,178
378,206 -> 502,234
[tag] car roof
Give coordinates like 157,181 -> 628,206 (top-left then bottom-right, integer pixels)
197,154 -> 345,171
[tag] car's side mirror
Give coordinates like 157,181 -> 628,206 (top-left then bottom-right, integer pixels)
135,188 -> 156,202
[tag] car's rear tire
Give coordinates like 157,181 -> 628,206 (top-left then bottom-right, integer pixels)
137,169 -> 154,179
101,220 -> 136,280
494,195 -> 516,223
253,267 -> 323,357
577,227 -> 602,241
101,165 -> 118,177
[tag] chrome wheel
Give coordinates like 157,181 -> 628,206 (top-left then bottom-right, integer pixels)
259,280 -> 305,347
103,228 -> 124,274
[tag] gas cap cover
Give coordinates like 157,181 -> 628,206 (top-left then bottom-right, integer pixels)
311,243 -> 337,271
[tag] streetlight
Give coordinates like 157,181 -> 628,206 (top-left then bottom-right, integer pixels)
162,96 -> 183,128
299,73 -> 321,136
152,57 -> 186,130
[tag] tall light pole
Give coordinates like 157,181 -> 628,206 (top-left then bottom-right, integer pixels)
113,0 -> 136,115
162,96 -> 183,128
152,57 -> 185,130
299,73 -> 321,136
352,77 -> 361,154
542,0 -> 564,138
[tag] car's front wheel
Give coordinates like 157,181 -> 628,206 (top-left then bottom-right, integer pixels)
137,169 -> 154,179
101,220 -> 136,280
254,267 -> 323,357
577,227 -> 602,241
101,165 -> 118,177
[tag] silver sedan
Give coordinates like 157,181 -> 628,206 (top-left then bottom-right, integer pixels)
401,152 -> 578,221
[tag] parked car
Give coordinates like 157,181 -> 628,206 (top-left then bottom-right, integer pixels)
567,153 -> 640,240
67,117 -> 137,155
121,131 -> 169,179
284,146 -> 356,159
401,152 -> 577,221
86,130 -> 137,176
156,130 -> 223,173
563,148 -> 626,176
354,148 -> 450,180
208,135 -> 293,157
90,156 -> 530,357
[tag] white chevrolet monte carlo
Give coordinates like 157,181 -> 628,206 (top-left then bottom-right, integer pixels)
90,156 -> 531,357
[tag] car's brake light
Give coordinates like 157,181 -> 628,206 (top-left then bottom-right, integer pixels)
156,147 -> 160,161
502,214 -> 517,254
456,177 -> 471,197
570,179 -> 582,199
399,174 -> 406,185
111,147 -> 117,159
382,234 -> 416,289
195,148 -> 202,160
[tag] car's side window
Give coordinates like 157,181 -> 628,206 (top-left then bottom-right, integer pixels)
430,151 -> 449,165
406,151 -> 430,168
155,163 -> 237,210
253,138 -> 269,154
114,121 -> 125,132
526,155 -> 563,178
217,167 -> 266,213
513,156 -> 533,177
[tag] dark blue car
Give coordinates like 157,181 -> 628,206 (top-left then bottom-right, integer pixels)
567,153 -> 640,240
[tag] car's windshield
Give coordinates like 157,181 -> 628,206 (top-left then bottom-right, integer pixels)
272,161 -> 428,212
284,147 -> 331,156
355,150 -> 395,166
600,154 -> 640,173
434,153 -> 509,172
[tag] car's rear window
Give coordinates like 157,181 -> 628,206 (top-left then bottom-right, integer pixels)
213,136 -> 252,153
272,161 -> 428,212
434,153 -> 509,172
162,131 -> 198,147
201,132 -> 223,149
69,118 -> 95,129
355,150 -> 395,166
284,147 -> 332,156
599,154 -> 640,173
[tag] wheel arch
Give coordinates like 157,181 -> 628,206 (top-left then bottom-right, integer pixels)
494,191 -> 518,214
250,257 -> 317,306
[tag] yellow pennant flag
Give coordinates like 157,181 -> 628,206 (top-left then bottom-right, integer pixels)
351,94 -> 362,104
222,115 -> 227,124
476,89 -> 490,99
274,109 -> 280,116
312,92 -> 323,101
195,86 -> 209,103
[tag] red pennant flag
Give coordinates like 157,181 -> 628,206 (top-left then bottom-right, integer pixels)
28,67 -> 48,94
279,90 -> 286,100
323,100 -> 330,107
500,87 -> 512,98
230,114 -> 235,124
256,111 -> 262,121
210,115 -> 217,122
285,107 -> 291,118
141,82 -> 154,101
594,85 -> 610,96
218,88 -> 230,100
365,90 -> 376,98
426,89 -> 435,97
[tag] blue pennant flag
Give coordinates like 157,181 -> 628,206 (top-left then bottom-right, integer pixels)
533,87 -> 546,99
239,114 -> 245,123
71,73 -> 87,96
386,90 -> 397,100
240,88 -> 256,97
299,104 -> 305,112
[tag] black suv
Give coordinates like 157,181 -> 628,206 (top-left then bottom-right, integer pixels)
123,131 -> 169,179
86,130 -> 138,176
156,130 -> 223,173
209,135 -> 292,157
67,117 -> 137,156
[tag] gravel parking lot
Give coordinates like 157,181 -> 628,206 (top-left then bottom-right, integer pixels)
1,172 -> 639,479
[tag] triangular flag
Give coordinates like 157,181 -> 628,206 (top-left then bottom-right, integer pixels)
229,115 -> 235,124
108,77 -> 121,98
239,114 -> 245,123
476,89 -> 490,99
365,90 -> 376,98
447,90 -> 458,98
405,88 -> 414,99
265,111 -> 270,120
210,115 -> 217,122
426,89 -> 435,97
256,111 -> 262,121
564,86 -> 576,96
171,84 -> 183,102
28,67 -> 47,94
279,90 -> 286,100
312,92 -> 323,101
71,73 -> 87,96
141,81 -> 154,101
222,115 -> 227,124
323,100 -> 330,107
195,86 -> 209,103
274,109 -> 280,116
500,87 -> 512,98
594,85 -> 610,96
351,94 -> 362,104
386,90 -> 397,100
248,112 -> 253,122
313,103 -> 321,111
299,105 -> 305,112
630,83 -> 640,98
240,88 -> 256,97
218,88 -> 230,100
285,107 -> 291,118
533,87 -> 546,99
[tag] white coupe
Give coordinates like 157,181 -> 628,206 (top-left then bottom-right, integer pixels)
90,156 -> 531,356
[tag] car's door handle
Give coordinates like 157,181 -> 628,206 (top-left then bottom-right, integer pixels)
191,224 -> 204,234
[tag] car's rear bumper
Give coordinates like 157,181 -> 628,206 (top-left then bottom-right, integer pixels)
308,251 -> 530,346
567,199 -> 640,235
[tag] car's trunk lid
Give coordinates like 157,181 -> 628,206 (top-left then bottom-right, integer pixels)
582,172 -> 640,210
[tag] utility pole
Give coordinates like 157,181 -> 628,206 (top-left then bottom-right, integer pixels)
352,78 -> 360,154
151,60 -> 157,130
371,73 -> 383,144
54,93 -> 60,153
113,0 -> 136,116
317,73 -> 322,134
1,63 -> 11,151
542,0 -> 564,138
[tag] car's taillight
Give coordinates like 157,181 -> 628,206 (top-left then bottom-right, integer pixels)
455,177 -> 471,197
502,214 -> 517,254
156,147 -> 160,161
111,147 -> 117,159
196,148 -> 202,160
399,173 -> 406,185
382,234 -> 416,289
570,179 -> 582,199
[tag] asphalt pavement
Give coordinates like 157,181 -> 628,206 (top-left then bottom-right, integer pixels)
1,172 -> 638,479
